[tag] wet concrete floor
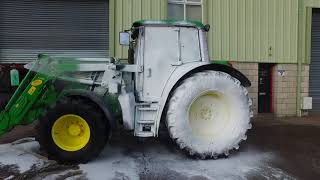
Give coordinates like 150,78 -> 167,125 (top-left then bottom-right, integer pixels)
244,117 -> 320,179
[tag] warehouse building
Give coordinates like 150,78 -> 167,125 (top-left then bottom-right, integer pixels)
1,0 -> 320,117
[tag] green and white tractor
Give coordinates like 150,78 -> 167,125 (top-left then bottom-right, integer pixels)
0,20 -> 252,163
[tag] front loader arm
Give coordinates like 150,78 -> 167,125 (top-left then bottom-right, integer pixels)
0,54 -> 75,136
0,54 -> 117,137
0,70 -> 59,136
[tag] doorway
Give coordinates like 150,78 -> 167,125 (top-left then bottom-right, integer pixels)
258,64 -> 273,113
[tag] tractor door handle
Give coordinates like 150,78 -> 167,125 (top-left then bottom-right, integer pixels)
147,68 -> 152,77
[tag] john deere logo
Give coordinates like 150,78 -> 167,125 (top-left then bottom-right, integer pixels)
31,79 -> 43,86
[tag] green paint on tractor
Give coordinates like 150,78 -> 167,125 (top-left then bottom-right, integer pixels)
132,19 -> 206,29
0,54 -> 92,136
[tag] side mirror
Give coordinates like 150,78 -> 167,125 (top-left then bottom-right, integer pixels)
204,24 -> 210,32
119,32 -> 130,46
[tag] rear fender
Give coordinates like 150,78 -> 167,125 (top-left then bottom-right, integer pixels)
154,62 -> 251,136
193,64 -> 251,87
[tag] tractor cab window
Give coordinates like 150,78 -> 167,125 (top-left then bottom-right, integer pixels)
179,27 -> 201,63
128,28 -> 140,64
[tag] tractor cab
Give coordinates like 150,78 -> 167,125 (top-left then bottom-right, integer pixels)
121,20 -> 210,65
119,20 -> 211,102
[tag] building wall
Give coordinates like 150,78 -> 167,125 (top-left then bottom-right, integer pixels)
109,0 -> 167,58
204,0 -> 298,64
110,0 -> 299,64
272,64 -> 309,116
233,62 -> 310,117
108,0 -> 317,65
299,0 -> 320,64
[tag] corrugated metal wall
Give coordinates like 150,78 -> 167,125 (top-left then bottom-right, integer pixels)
0,0 -> 109,63
109,0 -> 167,58
310,8 -> 320,112
205,0 -> 299,63
299,0 -> 320,64
110,0 -> 299,64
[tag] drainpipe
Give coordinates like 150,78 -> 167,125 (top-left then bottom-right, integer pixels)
296,4 -> 306,117
297,58 -> 302,117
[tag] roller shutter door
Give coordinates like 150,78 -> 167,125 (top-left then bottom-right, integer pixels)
310,8 -> 320,112
0,0 -> 109,63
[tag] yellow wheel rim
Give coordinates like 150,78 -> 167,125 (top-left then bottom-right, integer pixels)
51,114 -> 90,152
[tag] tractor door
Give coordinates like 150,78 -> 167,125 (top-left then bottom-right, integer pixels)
135,27 -> 180,102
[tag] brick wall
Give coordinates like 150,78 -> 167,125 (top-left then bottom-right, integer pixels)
232,62 -> 259,115
272,64 -> 309,117
301,65 -> 310,107
272,64 -> 297,116
233,62 -> 309,117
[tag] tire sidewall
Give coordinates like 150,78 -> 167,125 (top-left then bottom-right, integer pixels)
39,97 -> 108,163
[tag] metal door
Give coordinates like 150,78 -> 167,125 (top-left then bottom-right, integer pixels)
258,64 -> 272,113
310,8 -> 320,112
138,27 -> 179,102
0,0 -> 109,63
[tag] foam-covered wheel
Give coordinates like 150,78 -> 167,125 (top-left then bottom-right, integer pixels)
36,96 -> 109,164
166,71 -> 252,159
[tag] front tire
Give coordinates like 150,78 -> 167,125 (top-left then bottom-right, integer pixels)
166,71 -> 252,159
37,96 -> 109,164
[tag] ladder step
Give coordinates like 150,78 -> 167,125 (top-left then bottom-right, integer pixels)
137,107 -> 157,111
135,132 -> 154,137
137,120 -> 154,124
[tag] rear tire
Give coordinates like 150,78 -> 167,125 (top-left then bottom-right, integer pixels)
166,71 -> 252,159
36,96 -> 109,164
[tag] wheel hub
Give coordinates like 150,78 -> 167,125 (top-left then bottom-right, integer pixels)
199,105 -> 214,121
68,124 -> 81,136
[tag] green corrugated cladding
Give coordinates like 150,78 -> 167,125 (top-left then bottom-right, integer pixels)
109,0 -> 319,64
109,0 -> 167,58
204,0 -> 298,64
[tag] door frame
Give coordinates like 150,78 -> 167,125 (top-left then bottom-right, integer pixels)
258,63 -> 274,113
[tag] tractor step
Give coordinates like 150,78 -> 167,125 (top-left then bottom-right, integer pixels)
137,120 -> 155,124
135,131 -> 155,137
137,107 -> 158,111
134,103 -> 158,137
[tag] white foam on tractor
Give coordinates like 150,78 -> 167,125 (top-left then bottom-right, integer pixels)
166,71 -> 251,157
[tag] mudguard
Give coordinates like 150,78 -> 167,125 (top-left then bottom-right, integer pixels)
63,89 -> 115,129
191,63 -> 251,87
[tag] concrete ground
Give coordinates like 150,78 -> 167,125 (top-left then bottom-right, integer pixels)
0,116 -> 319,180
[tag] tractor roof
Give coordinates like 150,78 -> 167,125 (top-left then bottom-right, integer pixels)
132,20 -> 206,29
